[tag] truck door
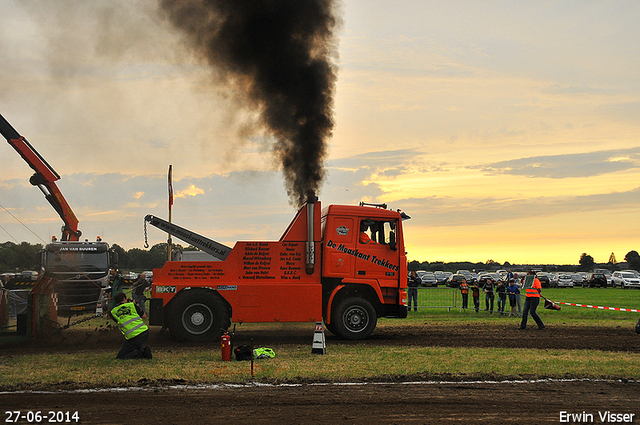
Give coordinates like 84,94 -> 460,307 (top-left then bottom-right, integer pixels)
355,219 -> 400,282
323,216 -> 357,277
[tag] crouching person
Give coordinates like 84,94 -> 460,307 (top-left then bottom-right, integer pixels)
109,292 -> 152,359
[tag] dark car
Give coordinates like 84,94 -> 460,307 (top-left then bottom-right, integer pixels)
476,274 -> 496,285
537,273 -> 551,288
446,274 -> 467,288
583,273 -> 607,288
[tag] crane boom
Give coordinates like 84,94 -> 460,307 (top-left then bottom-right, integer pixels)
144,214 -> 232,261
1,113 -> 81,241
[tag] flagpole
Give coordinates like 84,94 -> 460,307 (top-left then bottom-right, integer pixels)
168,165 -> 173,261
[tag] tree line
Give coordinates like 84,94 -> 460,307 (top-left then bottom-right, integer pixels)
0,241 -> 194,274
4,241 -> 640,275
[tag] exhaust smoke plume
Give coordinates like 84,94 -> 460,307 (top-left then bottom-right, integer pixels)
160,0 -> 340,207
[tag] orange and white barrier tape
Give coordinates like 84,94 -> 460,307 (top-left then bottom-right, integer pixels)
556,301 -> 640,313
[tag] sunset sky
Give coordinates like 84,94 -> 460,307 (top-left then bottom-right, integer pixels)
1,1 -> 639,266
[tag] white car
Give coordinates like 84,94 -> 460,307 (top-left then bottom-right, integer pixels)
612,272 -> 640,289
556,274 -> 574,288
420,272 -> 438,287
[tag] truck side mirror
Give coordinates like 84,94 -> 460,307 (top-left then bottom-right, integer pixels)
111,251 -> 119,268
389,231 -> 397,251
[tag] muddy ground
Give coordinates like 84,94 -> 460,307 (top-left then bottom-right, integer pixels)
2,321 -> 640,424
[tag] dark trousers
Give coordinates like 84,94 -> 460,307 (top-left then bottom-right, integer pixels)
117,330 -> 149,359
520,297 -> 544,329
485,293 -> 494,311
461,293 -> 468,309
407,288 -> 418,311
473,296 -> 480,312
132,293 -> 147,316
498,294 -> 506,312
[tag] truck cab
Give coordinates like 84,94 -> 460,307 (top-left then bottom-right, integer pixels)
321,205 -> 407,334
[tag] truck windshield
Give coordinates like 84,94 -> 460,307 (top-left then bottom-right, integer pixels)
46,251 -> 109,273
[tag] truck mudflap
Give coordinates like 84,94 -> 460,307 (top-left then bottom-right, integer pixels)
384,303 -> 407,319
148,298 -> 164,327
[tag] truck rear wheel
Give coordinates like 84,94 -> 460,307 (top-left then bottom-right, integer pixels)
333,297 -> 377,340
169,289 -> 230,342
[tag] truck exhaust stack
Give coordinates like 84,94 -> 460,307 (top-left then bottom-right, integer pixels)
306,192 -> 318,274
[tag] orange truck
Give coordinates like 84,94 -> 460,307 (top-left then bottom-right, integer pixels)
144,195 -> 410,341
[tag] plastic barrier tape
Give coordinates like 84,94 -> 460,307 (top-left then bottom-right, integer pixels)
557,301 -> 640,313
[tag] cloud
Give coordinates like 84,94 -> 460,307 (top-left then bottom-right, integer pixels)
175,184 -> 204,199
397,186 -> 640,229
480,148 -> 640,179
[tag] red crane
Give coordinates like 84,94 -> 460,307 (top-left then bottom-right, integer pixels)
0,113 -> 81,241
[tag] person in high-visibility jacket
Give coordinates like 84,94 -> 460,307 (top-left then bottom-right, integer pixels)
518,270 -> 545,330
459,279 -> 469,309
109,292 -> 152,359
359,222 -> 378,245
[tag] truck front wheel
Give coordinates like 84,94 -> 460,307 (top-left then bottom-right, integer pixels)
333,297 -> 377,340
169,290 -> 230,342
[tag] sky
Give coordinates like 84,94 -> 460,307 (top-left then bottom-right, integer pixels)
1,0 -> 639,266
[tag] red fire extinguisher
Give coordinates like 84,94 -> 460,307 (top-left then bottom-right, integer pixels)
221,332 -> 231,361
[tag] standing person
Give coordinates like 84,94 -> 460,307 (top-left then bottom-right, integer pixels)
130,273 -> 151,316
519,270 -> 545,330
507,269 -> 514,282
496,280 -> 507,315
483,278 -> 495,313
507,280 -> 520,317
459,278 -> 469,309
109,292 -> 152,359
407,271 -> 420,312
108,269 -> 126,311
471,282 -> 480,312
515,274 -> 523,315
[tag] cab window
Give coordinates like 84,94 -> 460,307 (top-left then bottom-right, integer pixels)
359,219 -> 397,248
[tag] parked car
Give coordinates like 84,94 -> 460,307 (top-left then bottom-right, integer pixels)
612,271 -> 640,289
0,273 -> 16,285
456,270 -> 475,283
123,271 -> 139,280
583,273 -> 607,288
537,273 -> 551,288
477,273 -> 500,283
420,272 -> 438,287
434,271 -> 451,284
20,270 -> 39,281
594,269 -> 612,286
556,274 -> 574,288
446,274 -> 467,288
570,274 -> 585,285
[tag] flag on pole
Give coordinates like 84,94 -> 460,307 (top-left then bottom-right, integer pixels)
168,165 -> 174,207
167,165 -> 173,261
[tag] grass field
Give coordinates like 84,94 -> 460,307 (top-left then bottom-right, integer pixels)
1,287 -> 639,390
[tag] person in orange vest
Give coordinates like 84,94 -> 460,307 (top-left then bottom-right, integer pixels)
359,222 -> 378,245
459,278 -> 469,309
518,270 -> 545,330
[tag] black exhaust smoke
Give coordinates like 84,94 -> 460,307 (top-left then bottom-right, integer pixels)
160,0 -> 340,208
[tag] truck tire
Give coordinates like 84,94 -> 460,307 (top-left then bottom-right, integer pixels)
333,297 -> 377,340
169,289 -> 230,342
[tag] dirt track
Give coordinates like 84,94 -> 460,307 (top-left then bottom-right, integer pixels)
2,321 -> 640,424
